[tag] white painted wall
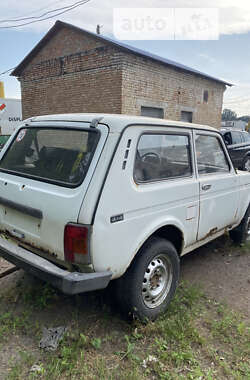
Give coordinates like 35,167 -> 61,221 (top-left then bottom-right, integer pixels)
0,98 -> 22,135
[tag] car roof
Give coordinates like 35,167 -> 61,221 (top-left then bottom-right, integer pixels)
27,113 -> 218,134
220,128 -> 247,133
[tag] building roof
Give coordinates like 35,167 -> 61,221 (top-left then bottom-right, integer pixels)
12,20 -> 232,86
27,113 -> 218,134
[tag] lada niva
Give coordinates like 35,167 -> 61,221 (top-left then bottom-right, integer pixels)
0,114 -> 249,320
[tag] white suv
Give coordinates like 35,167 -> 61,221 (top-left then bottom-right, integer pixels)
0,114 -> 249,321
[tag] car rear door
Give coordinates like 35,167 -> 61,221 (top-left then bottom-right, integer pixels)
194,131 -> 239,241
0,121 -> 108,261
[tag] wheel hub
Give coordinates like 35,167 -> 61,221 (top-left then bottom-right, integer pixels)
142,255 -> 173,309
244,158 -> 250,171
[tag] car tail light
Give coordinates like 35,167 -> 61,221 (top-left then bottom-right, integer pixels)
64,224 -> 90,264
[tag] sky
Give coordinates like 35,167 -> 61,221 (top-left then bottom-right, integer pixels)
1,0 -> 250,116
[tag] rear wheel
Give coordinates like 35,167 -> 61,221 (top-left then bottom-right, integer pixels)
242,156 -> 250,171
115,237 -> 180,321
229,205 -> 250,244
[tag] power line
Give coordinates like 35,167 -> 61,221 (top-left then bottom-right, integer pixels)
0,67 -> 16,76
3,0 -> 68,21
0,0 -> 91,29
0,0 -> 87,23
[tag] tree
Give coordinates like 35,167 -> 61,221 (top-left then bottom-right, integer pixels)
222,108 -> 237,121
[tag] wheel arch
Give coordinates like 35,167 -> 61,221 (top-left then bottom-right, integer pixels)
152,225 -> 184,255
125,223 -> 184,276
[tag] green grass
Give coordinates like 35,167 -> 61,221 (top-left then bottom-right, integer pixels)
1,279 -> 249,380
0,310 -> 31,342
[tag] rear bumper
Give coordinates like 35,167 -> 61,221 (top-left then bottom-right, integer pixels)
0,236 -> 112,295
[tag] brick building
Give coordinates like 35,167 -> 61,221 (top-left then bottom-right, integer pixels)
12,20 -> 231,128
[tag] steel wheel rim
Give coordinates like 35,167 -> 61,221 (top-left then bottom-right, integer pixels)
142,254 -> 173,309
244,158 -> 250,171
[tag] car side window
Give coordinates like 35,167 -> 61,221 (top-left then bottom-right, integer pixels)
242,132 -> 250,142
134,133 -> 192,183
231,132 -> 243,144
195,134 -> 230,175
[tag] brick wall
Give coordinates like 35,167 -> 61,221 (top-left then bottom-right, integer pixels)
20,27 -> 123,119
120,54 -> 225,128
18,25 -> 225,128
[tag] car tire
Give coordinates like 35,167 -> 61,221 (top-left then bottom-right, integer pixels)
115,237 -> 180,322
242,156 -> 250,171
229,205 -> 250,244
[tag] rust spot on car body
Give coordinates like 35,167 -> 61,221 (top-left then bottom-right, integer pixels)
199,225 -> 232,242
208,227 -> 218,236
0,229 -> 73,271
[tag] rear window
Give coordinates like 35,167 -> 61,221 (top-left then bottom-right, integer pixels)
0,127 -> 100,187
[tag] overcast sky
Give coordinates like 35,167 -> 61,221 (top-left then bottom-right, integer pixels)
1,0 -> 250,116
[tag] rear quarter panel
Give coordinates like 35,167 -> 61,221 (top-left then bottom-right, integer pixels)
91,125 -> 200,278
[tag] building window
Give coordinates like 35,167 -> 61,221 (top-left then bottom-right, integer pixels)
203,90 -> 209,103
141,106 -> 164,119
181,111 -> 193,123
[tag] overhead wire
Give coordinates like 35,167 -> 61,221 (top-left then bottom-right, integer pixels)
0,0 -> 65,22
0,0 -> 92,75
0,0 -> 91,29
0,67 -> 16,76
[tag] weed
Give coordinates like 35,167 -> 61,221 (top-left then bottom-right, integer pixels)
116,334 -> 140,362
21,283 -> 58,309
79,333 -> 88,346
90,337 -> 102,350
7,351 -> 35,380
0,310 -> 31,342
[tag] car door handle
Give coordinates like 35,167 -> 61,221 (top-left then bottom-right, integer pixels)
202,184 -> 212,191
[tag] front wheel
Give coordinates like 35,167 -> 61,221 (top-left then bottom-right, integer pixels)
115,237 -> 180,321
229,205 -> 250,244
242,156 -> 250,171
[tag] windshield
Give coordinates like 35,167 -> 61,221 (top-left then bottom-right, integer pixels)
0,127 -> 100,187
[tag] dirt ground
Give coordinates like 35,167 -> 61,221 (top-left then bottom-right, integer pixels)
181,235 -> 250,320
0,235 -> 249,379
0,234 -> 249,319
